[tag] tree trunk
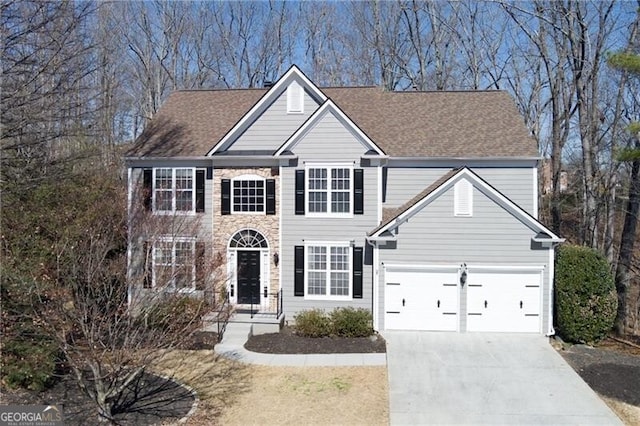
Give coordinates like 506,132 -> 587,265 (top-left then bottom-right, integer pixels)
615,137 -> 640,335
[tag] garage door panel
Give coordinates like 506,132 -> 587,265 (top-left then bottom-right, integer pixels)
385,270 -> 459,331
466,271 -> 542,333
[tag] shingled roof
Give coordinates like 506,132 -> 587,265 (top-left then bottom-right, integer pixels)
127,87 -> 537,158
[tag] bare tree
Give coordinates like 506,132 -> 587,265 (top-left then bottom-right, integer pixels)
1,0 -> 100,182
30,164 -> 226,423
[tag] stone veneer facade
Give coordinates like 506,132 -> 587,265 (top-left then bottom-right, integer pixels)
212,167 -> 280,311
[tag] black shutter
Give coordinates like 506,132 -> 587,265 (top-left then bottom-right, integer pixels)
195,242 -> 205,290
266,179 -> 276,215
206,166 -> 213,180
196,170 -> 205,212
295,169 -> 305,215
352,246 -> 363,298
294,245 -> 305,296
221,179 -> 231,215
143,169 -> 152,211
143,242 -> 152,288
354,168 -> 364,215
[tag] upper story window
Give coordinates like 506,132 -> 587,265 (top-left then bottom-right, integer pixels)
142,168 -> 206,214
233,177 -> 265,213
295,165 -> 363,217
221,176 -> 276,215
307,165 -> 351,216
152,168 -> 194,213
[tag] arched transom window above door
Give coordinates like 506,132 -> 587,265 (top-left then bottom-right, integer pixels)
229,229 -> 268,248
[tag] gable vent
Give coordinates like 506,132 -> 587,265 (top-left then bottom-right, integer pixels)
454,179 -> 473,217
287,81 -> 304,113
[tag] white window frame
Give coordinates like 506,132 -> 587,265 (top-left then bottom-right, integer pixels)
152,167 -> 196,214
287,81 -> 304,114
305,163 -> 353,218
152,237 -> 197,291
231,174 -> 266,215
454,179 -> 473,217
304,241 -> 352,301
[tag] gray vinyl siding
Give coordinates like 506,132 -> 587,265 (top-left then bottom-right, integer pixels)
290,112 -> 371,160
384,167 -> 536,215
280,114 -> 379,320
231,89 -> 320,152
127,166 -> 213,283
377,182 -> 550,332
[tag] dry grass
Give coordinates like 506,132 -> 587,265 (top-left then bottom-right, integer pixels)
602,397 -> 640,426
152,351 -> 388,426
218,365 -> 388,426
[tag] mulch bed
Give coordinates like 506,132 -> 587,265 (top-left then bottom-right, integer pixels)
0,371 -> 195,426
557,336 -> 640,407
244,326 -> 386,354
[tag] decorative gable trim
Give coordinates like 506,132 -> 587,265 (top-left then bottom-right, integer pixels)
274,99 -> 385,156
454,179 -> 473,216
368,167 -> 563,242
206,65 -> 326,156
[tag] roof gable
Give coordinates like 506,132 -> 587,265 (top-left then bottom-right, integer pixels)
275,99 -> 385,156
207,65 -> 327,156
369,167 -> 562,241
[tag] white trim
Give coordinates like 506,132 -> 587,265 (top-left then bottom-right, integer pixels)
547,248 -> 556,336
533,166 -> 539,219
304,241 -> 352,301
226,229 -> 270,310
377,166 -> 383,224
275,99 -> 385,156
383,263 -> 460,272
305,163 -> 354,218
207,66 -> 326,155
371,240 -> 380,330
127,168 -> 133,306
370,167 -> 562,241
465,264 -> 546,272
278,166 -> 283,293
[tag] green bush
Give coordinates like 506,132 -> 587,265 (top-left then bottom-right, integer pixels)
330,307 -> 373,337
2,333 -> 59,391
555,244 -> 617,343
294,307 -> 373,338
293,309 -> 332,337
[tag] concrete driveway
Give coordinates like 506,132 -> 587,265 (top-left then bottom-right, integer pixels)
384,332 -> 622,425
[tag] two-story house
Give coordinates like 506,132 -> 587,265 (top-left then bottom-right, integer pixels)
125,65 -> 563,335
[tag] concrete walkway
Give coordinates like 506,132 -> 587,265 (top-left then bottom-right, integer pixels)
385,332 -> 623,425
213,322 -> 387,366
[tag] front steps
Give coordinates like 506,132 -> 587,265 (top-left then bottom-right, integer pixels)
203,309 -> 284,337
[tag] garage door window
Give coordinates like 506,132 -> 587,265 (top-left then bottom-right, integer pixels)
306,243 -> 351,299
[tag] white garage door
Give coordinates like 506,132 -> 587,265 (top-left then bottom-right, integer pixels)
385,269 -> 459,331
466,270 -> 542,332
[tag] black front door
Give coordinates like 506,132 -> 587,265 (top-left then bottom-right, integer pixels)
237,250 -> 260,304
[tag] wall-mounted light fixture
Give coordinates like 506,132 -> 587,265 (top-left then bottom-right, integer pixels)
460,263 -> 468,287
273,252 -> 279,267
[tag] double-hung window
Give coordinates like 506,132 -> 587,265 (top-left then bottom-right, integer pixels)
153,238 -> 196,290
153,168 -> 195,213
306,243 -> 351,299
233,177 -> 265,213
306,165 -> 352,216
